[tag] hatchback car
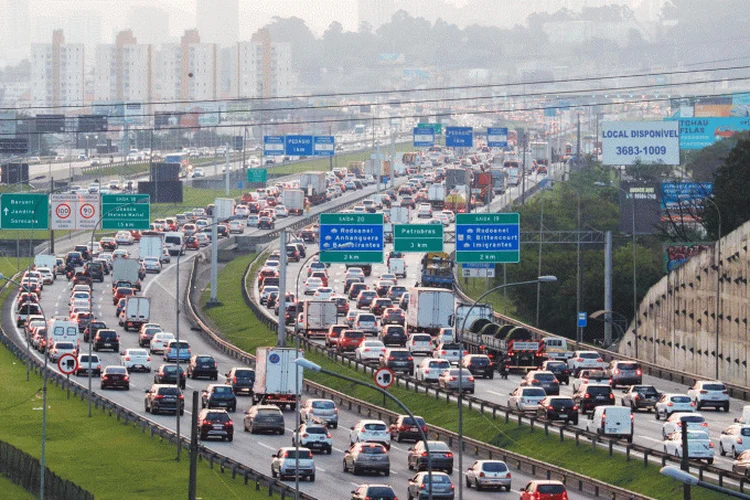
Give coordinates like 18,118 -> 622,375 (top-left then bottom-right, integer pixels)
687,380 -> 730,412
407,440 -> 454,473
466,460 -> 512,492
379,348 -> 414,375
153,364 -> 186,389
438,368 -> 475,393
606,360 -> 642,388
379,324 -> 407,346
299,398 -> 339,428
144,384 -> 184,415
461,354 -> 494,379
197,408 -> 234,442
720,424 -> 750,458
509,387 -> 547,412
343,442 -> 390,476
271,447 -> 315,481
138,324 -> 162,348
201,384 -> 237,412
93,329 -> 119,352
415,358 -> 451,383
350,419 -> 391,448
150,332 -> 176,354
407,472 -> 454,499
655,393 -> 697,420
163,340 -> 191,363
339,330 -> 365,352
350,484 -> 397,500
380,307 -> 405,326
407,333 -> 433,356
119,348 -> 151,372
293,424 -> 333,454
244,404 -> 284,434
520,480 -> 567,500
573,384 -> 615,415
389,414 -> 427,443
521,370 -> 560,396
663,430 -> 714,464
100,365 -> 130,390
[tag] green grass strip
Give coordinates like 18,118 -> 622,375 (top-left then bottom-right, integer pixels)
200,255 -> 723,500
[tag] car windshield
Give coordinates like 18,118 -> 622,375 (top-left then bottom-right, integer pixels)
312,401 -> 335,409
482,462 -> 508,472
538,484 -> 566,494
363,423 -> 386,431
704,384 -> 726,391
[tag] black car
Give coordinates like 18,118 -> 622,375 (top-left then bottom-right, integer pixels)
65,251 -> 84,267
390,415 -> 427,442
100,366 -> 130,390
379,325 -> 407,347
542,360 -> 571,385
351,484 -> 397,500
216,225 -> 229,238
83,320 -> 107,343
299,229 -> 316,243
573,384 -> 615,415
187,354 -> 218,380
73,245 -> 91,261
153,364 -> 186,389
84,261 -> 104,282
201,384 -> 237,412
75,312 -> 92,333
197,409 -> 233,442
462,354 -> 494,379
536,396 -> 578,425
407,440 -> 453,473
93,329 -> 119,352
379,348 -> 414,375
225,367 -> 255,395
145,384 -> 184,415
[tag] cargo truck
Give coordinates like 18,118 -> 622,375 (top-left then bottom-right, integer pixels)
303,300 -> 338,338
112,258 -> 142,290
530,141 -> 550,166
444,189 -> 467,213
139,232 -> 164,260
406,287 -> 454,334
282,189 -> 305,215
455,304 -> 494,333
252,347 -> 304,409
120,296 -> 150,331
420,252 -> 453,289
427,183 -> 446,209
299,172 -> 328,205
490,169 -> 506,194
444,167 -> 471,191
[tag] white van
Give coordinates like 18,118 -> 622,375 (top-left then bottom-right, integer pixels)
389,258 -> 406,278
585,405 -> 633,442
163,232 -> 185,256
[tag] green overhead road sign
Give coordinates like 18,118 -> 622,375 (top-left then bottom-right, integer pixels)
393,224 -> 443,252
319,212 -> 384,264
246,168 -> 267,183
0,193 -> 49,229
455,212 -> 520,264
101,194 -> 150,230
418,123 -> 442,135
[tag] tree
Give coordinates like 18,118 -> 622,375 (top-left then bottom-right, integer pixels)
703,133 -> 750,239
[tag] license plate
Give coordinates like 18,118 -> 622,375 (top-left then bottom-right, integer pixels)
103,343 -> 111,347
212,425 -> 223,429
409,427 -> 418,432
596,396 -> 605,400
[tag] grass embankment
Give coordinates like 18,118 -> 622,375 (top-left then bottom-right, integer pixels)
0,278 -> 279,499
0,475 -> 34,500
200,253 -> 720,500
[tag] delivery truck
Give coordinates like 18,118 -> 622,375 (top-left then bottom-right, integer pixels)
112,258 -> 142,288
406,288 -> 454,334
300,172 -> 328,205
252,347 -> 304,409
303,300 -> 338,338
139,232 -> 164,260
427,183 -> 446,209
120,296 -> 150,331
282,189 -> 305,215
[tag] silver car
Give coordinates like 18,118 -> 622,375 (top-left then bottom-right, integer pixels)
407,472 -> 455,500
270,447 -> 315,481
299,398 -> 339,429
465,460 -> 512,491
343,442 -> 390,476
438,368 -> 475,394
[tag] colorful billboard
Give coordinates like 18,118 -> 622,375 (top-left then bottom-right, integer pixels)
675,117 -> 750,149
660,182 -> 713,224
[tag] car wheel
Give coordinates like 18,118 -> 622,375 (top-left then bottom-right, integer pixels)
309,474 -> 315,482
227,436 -> 233,442
475,478 -> 483,491
342,460 -> 348,472
720,442 -> 726,456
707,458 -> 714,465
655,410 -> 661,420
725,403 -> 730,413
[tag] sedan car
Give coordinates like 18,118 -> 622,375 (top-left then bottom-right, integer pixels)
461,354 -> 494,379
100,365 -> 130,390
407,440 -> 453,473
163,340 -> 191,363
663,430 -> 715,464
389,415 -> 427,443
114,231 -> 135,245
720,424 -> 750,458
304,277 -> 323,295
119,348 -> 151,372
343,442 -> 390,476
407,472 -> 454,500
380,307 -> 405,326
465,460 -> 512,492
687,380 -> 731,412
313,287 -> 334,301
509,387 -> 547,412
142,257 -> 161,274
144,384 -> 184,415
354,340 -> 387,364
292,423 -> 333,454
228,220 -> 244,234
655,393 -> 697,420
521,370 -> 560,396
438,368 -> 475,393
197,408 -> 234,442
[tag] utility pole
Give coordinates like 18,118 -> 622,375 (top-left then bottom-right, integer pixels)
576,197 -> 582,345
604,231 -> 613,346
224,143 -> 230,196
536,198 -> 544,327
576,113 -> 582,167
521,130 -> 527,204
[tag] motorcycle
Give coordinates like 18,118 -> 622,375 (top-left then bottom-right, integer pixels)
66,270 -> 74,281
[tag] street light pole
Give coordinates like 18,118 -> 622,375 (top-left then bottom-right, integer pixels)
661,466 -> 750,499
456,276 -> 557,500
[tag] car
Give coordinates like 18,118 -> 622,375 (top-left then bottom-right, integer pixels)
194,233 -> 210,247
344,267 -> 365,280
567,350 -> 605,375
114,230 -> 135,245
47,341 -> 77,362
355,340 -> 387,363
432,342 -> 464,365
298,398 -> 339,428
415,358 -> 451,383
343,442 -> 390,476
188,354 -> 218,380
356,290 -> 378,309
465,459 -> 512,491
520,480 -> 568,500
163,340 -> 191,363
119,348 -> 151,372
438,367 -> 475,393
142,257 -> 162,274
509,387 -> 547,412
138,323 -> 162,348
655,393 -> 696,420
150,332 -> 176,354
350,484 -> 397,500
153,364 -> 186,389
197,408 -> 234,442
348,283 -> 368,301
100,365 -> 130,390
224,367 -> 255,395
521,370 -> 560,395
403,332 -> 432,356
663,429 -> 714,464
330,296 -> 349,316
350,419 -> 390,448
379,324 -> 407,346
541,360 -> 571,385
687,380 -> 730,412
258,216 -> 275,229
271,447 -> 315,481
389,414 -> 427,443
338,329 -> 365,352
37,267 -> 55,285
112,286 -> 134,305
606,360 -> 642,388
227,220 -> 244,234
275,205 -> 289,217
370,298 -> 393,317
720,424 -> 750,458
734,449 -> 750,476
144,384 -> 184,415
461,354 -> 494,379
573,384 -> 615,415
417,203 -> 433,218
293,424 -> 333,454
621,385 -> 660,412
407,471 -> 454,499
379,348 -> 414,375
662,412 -> 708,439
375,280 -> 395,298
93,329 -> 119,352
313,287 -> 334,301
353,313 -> 378,335
572,369 -> 611,393
244,404 -> 285,434
303,277 -> 323,295
537,396 -> 579,425
201,384 -> 237,412
407,440 -> 454,473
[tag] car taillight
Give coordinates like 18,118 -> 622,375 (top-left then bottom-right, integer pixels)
421,451 -> 428,457
125,356 -> 130,361
572,405 -> 579,411
441,350 -> 447,355
155,395 -> 164,399
468,376 -> 474,382
547,405 -> 554,410
202,420 -> 210,426
449,376 -> 456,381
700,422 -> 708,427
700,390 -> 708,394
667,402 -> 674,406
636,369 -> 642,376
576,358 -> 583,362
147,357 -> 151,362
709,442 -> 715,448
408,357 -> 413,361
584,394 -> 591,399
178,395 -> 184,400
609,394 -> 614,399
124,376 -> 129,381
738,438 -> 744,444
690,402 -> 696,407
102,375 -> 108,380
532,379 -> 539,384
424,368 -> 430,373
614,369 -> 620,375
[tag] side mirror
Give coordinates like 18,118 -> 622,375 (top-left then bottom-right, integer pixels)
350,426 -> 355,430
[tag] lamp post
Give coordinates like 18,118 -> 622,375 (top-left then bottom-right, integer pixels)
295,357 -> 435,500
703,197 -> 722,380
0,273 -> 48,500
456,275 -> 557,500
589,309 -> 628,348
660,466 -> 750,499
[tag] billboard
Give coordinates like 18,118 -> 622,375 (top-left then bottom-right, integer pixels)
601,121 -> 680,165
674,117 -> 750,149
35,114 -> 66,133
619,182 -> 661,235
664,242 -> 713,273
154,112 -> 180,129
77,115 -> 108,132
660,182 -> 713,224
0,111 -> 17,137
92,102 -> 143,125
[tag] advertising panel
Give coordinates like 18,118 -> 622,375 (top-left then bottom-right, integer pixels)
0,111 -> 17,137
675,117 -> 750,149
660,182 -> 713,224
619,182 -> 661,235
601,121 -> 680,165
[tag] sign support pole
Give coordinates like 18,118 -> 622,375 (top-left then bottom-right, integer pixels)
277,230 -> 287,347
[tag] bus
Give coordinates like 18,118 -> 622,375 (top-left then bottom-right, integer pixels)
164,152 -> 189,166
353,124 -> 366,135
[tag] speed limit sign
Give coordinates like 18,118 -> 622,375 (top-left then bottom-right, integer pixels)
51,194 -> 77,230
80,203 -> 95,219
56,203 -> 72,220
374,367 -> 395,389
76,194 -> 99,230
57,353 -> 78,375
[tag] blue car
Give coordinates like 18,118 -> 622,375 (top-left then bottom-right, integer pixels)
163,340 -> 191,363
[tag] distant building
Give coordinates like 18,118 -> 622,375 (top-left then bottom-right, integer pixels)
95,31 -> 154,105
196,0 -> 239,46
0,0 -> 30,65
30,30 -> 85,108
155,30 -> 218,101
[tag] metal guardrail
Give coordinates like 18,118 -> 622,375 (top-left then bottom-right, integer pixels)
0,275 -> 315,500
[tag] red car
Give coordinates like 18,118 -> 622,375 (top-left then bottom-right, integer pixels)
337,330 -> 365,352
185,236 -> 200,250
520,480 -> 568,500
113,286 -> 134,305
129,230 -> 142,242
325,325 -> 348,349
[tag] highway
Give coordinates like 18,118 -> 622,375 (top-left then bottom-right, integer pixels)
2,176 -> 598,499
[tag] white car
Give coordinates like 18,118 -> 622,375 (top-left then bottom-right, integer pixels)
234,204 -> 250,217
37,267 -> 55,284
662,412 -> 708,438
313,287 -> 334,300
142,257 -> 162,273
260,286 -> 279,305
228,220 -> 245,234
75,353 -> 102,376
440,210 -> 455,222
508,387 -> 547,412
149,332 -> 176,354
69,291 -> 91,304
120,348 -> 152,372
407,333 -> 433,356
417,203 -> 432,218
379,273 -> 397,282
354,340 -> 387,363
567,351 -> 605,375
437,213 -> 451,226
663,430 -> 714,464
114,231 -> 135,245
69,299 -> 91,314
687,380 -> 730,412
353,313 -> 378,335
415,358 -> 451,383
246,214 -> 259,227
48,341 -> 77,362
275,205 -> 289,217
191,168 -> 205,178
719,424 -> 750,458
344,268 -> 364,280
304,277 -> 323,295
349,419 -> 391,448
655,393 -> 697,420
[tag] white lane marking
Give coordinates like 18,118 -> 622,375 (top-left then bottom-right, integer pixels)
488,390 -> 506,398
258,442 -> 276,451
316,467 -> 326,472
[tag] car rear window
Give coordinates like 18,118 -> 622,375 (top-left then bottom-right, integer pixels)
366,487 -> 395,496
311,400 -> 335,409
580,352 -> 599,359
617,362 -> 640,370
413,335 -> 431,342
672,396 -> 691,403
305,426 -> 327,434
363,423 -> 386,431
635,386 -> 658,395
390,350 -> 411,359
361,445 -> 386,454
285,450 -> 312,459
424,475 -> 450,484
523,388 -> 546,397
159,387 -> 181,395
213,386 -> 233,394
402,417 -> 426,426
680,415 -> 705,423
538,484 -> 566,494
205,412 -> 230,422
55,342 -> 74,349
170,342 -> 190,349
741,428 -> 750,437
107,367 -> 127,374
345,331 -> 364,339
257,409 -> 281,417
704,384 -> 726,391
235,369 -> 254,379
482,462 -> 508,472
587,386 -> 612,395
551,398 -> 575,408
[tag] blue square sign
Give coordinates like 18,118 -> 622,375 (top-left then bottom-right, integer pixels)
264,136 -> 284,156
285,135 -> 313,156
313,136 -> 335,156
577,312 -> 587,328
413,127 -> 435,147
446,127 -> 473,148
487,127 -> 508,148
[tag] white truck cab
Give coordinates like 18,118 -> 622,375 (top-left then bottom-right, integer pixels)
585,405 -> 633,443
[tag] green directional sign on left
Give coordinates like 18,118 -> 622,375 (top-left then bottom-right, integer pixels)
0,193 -> 49,229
